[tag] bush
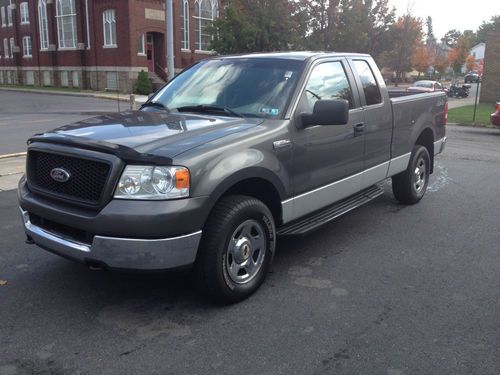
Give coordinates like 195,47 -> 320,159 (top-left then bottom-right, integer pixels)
134,70 -> 153,95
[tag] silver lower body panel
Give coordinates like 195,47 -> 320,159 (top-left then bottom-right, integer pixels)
20,208 -> 202,270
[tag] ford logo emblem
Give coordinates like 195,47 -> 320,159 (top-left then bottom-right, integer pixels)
50,168 -> 71,183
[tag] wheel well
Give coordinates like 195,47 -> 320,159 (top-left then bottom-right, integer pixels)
416,128 -> 434,173
222,178 -> 283,225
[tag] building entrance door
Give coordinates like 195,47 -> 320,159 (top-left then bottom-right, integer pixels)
147,34 -> 154,72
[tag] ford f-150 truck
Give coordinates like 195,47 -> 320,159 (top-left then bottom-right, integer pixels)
18,52 -> 447,302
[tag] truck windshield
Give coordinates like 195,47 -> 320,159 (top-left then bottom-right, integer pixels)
149,58 -> 304,118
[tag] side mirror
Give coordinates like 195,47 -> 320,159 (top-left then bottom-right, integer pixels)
300,99 -> 349,128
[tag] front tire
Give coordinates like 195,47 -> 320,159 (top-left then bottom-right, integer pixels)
392,145 -> 431,204
194,195 -> 276,303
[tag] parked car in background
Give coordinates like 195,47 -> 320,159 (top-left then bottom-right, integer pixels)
491,102 -> 500,126
464,72 -> 481,83
407,80 -> 447,94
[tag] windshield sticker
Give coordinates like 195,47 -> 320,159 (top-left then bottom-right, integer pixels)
261,108 -> 280,116
284,71 -> 293,80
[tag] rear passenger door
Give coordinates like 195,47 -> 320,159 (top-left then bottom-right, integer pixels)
349,59 -> 392,179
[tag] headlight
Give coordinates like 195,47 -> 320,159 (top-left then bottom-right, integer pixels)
114,165 -> 190,200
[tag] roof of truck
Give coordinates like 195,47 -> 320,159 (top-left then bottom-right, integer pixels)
217,51 -> 371,61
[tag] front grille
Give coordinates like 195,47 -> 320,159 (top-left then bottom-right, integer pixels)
28,150 -> 111,206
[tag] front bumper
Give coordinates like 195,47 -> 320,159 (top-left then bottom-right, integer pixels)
20,208 -> 202,270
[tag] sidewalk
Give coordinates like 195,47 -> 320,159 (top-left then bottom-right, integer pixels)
0,86 -> 148,107
0,155 -> 25,192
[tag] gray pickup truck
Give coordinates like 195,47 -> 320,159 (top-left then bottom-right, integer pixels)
19,52 -> 447,302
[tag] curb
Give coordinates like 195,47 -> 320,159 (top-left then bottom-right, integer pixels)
0,152 -> 27,160
0,87 -> 137,103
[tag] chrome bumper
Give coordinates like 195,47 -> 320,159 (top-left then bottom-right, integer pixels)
20,208 -> 202,270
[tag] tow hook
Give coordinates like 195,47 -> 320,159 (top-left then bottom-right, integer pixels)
25,235 -> 34,245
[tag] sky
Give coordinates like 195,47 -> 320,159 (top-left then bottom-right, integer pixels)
388,0 -> 496,40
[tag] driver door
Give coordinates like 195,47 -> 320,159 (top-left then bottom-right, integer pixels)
288,59 -> 365,219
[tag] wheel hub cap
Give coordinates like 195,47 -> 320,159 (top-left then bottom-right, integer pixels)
226,219 -> 266,284
413,157 -> 426,193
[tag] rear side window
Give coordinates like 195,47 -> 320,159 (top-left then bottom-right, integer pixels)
353,60 -> 382,106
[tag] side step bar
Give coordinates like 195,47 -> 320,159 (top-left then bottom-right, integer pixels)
277,185 -> 385,236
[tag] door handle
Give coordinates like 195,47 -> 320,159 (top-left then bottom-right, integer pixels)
353,123 -> 365,137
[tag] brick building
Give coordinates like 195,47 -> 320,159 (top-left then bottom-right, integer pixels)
0,0 -> 221,92
480,32 -> 500,104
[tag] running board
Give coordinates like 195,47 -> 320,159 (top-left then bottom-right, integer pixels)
277,185 -> 384,236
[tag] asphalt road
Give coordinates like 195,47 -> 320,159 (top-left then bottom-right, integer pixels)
1,125 -> 500,374
0,91 -> 122,155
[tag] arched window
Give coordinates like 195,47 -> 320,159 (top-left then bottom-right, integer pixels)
38,0 -> 49,50
180,0 -> 189,50
56,0 -> 77,49
194,0 -> 217,51
103,9 -> 117,47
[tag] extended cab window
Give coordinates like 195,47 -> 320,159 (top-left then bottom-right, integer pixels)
299,61 -> 354,113
353,60 -> 382,106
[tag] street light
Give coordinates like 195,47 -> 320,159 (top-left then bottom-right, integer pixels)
165,0 -> 175,81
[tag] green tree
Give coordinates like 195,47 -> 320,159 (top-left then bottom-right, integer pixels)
476,15 -> 500,43
380,14 -> 423,85
134,70 -> 153,95
210,0 -> 304,53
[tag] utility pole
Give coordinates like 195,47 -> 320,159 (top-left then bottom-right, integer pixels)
166,0 -> 175,81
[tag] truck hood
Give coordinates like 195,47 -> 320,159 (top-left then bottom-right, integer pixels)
31,111 -> 263,159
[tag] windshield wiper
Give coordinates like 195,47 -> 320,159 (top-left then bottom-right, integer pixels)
176,105 -> 244,118
140,102 -> 170,112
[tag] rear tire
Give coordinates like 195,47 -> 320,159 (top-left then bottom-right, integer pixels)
194,195 -> 276,303
392,145 -> 431,205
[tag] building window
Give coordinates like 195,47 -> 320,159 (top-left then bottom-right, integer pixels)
72,71 -> 79,87
43,71 -> 52,86
137,33 -> 145,55
25,71 -> 35,85
1,7 -> 6,27
181,0 -> 190,50
23,36 -> 32,57
56,0 -> 77,49
3,38 -> 8,58
106,72 -> 118,91
9,37 -> 14,58
194,0 -> 217,51
7,4 -> 12,26
103,9 -> 117,47
60,71 -> 69,87
38,0 -> 49,50
20,2 -> 29,24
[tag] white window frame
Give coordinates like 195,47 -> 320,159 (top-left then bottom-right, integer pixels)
193,0 -> 217,52
38,0 -> 49,50
1,7 -> 6,27
23,36 -> 32,57
3,38 -> 8,58
20,2 -> 30,24
137,33 -> 145,56
10,37 -> 14,58
102,9 -> 117,48
7,4 -> 13,26
181,0 -> 190,51
56,0 -> 77,49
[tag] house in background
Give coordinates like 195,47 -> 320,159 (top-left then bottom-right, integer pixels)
0,0 -> 221,92
462,42 -> 486,74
